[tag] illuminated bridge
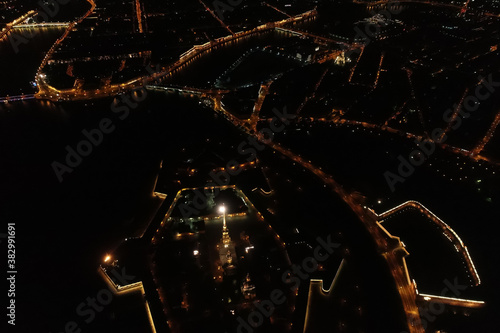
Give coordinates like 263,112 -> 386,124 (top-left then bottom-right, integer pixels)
13,22 -> 71,28
0,10 -> 37,40
146,85 -> 229,97
416,293 -> 485,308
276,27 -> 361,48
35,9 -> 318,101
353,0 -> 500,17
0,94 -> 36,103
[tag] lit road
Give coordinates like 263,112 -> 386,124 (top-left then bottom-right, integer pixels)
35,0 -> 97,98
384,99 -> 408,127
0,94 -> 36,103
296,66 -> 329,115
440,88 -> 469,142
416,293 -> 485,308
404,68 -> 427,137
267,142 -> 425,333
264,2 -> 292,18
34,9 -> 318,101
305,117 -> 500,166
354,0 -> 500,18
249,81 -> 273,131
276,27 -> 359,48
198,0 -> 233,35
13,22 -> 70,28
472,108 -> 500,156
135,0 -> 144,33
0,10 -> 37,40
374,201 -> 481,287
206,100 -> 425,332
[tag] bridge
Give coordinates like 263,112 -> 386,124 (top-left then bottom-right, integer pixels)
13,22 -> 70,28
155,10 -> 318,81
0,10 -> 37,40
353,0 -> 500,17
416,293 -> 485,308
34,0 -> 97,98
0,94 -> 35,103
47,51 -> 152,65
275,27 -> 360,48
146,85 -> 229,97
35,8 -> 318,102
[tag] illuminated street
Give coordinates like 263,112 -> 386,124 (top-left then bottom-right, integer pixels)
1,0 -> 499,332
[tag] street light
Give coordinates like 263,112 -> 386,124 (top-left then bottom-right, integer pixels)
219,204 -> 226,229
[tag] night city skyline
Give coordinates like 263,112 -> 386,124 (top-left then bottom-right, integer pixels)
1,0 -> 499,332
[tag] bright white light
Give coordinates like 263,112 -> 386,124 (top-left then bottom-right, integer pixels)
193,250 -> 199,256
219,205 -> 226,213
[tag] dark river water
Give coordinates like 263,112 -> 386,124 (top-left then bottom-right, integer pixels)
0,24 -> 396,332
0,27 -> 67,96
0,6 -> 496,332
